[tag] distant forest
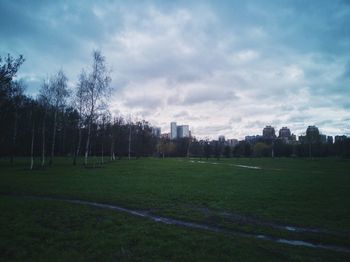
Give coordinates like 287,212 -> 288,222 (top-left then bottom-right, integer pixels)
1,52 -> 350,169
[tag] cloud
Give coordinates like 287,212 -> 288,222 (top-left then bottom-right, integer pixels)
182,86 -> 238,105
1,0 -> 349,139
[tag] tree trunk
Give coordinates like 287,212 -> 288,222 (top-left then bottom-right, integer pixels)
61,112 -> 66,156
30,123 -> 35,170
50,110 -> 57,165
128,125 -> 131,160
73,125 -> 82,165
10,110 -> 18,164
110,137 -> 115,161
84,119 -> 91,166
309,143 -> 312,158
101,142 -> 104,164
101,119 -> 104,164
186,139 -> 191,159
41,112 -> 46,167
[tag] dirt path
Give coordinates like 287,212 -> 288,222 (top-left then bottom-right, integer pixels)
2,193 -> 350,254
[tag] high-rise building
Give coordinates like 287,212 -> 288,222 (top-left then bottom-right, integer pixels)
218,135 -> 225,142
227,139 -> 238,147
278,127 -> 294,143
327,136 -> 333,144
171,122 -> 190,139
306,125 -> 320,138
306,125 -> 320,143
299,125 -> 321,144
177,125 -> 190,138
182,125 -> 190,138
171,122 -> 177,140
279,127 -> 291,138
263,126 -> 276,139
335,135 -> 347,143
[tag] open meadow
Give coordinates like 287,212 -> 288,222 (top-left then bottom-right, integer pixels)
0,157 -> 350,261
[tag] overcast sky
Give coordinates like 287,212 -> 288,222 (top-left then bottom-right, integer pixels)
1,0 -> 350,139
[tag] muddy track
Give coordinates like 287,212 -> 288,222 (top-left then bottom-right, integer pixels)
1,193 -> 350,254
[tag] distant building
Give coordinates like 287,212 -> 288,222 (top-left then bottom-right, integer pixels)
335,135 -> 347,143
306,125 -> 320,138
171,122 -> 177,140
170,122 -> 190,139
182,125 -> 190,137
227,138 -> 238,147
327,136 -> 333,144
245,135 -> 261,144
279,127 -> 291,138
278,127 -> 296,144
218,135 -> 225,142
298,135 -> 307,144
290,134 -> 297,143
151,127 -> 161,137
161,133 -> 170,139
299,125 -> 323,144
263,126 -> 276,139
177,125 -> 190,138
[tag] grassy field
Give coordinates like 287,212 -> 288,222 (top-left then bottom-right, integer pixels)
0,157 -> 350,261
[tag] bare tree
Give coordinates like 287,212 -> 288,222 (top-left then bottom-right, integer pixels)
48,70 -> 69,165
73,70 -> 88,165
9,81 -> 25,164
99,111 -> 111,164
126,116 -> 133,160
84,50 -> 111,166
38,79 -> 51,167
29,100 -> 38,170
110,116 -> 123,161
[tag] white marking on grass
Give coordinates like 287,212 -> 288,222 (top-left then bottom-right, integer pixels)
188,160 -> 262,169
233,164 -> 261,170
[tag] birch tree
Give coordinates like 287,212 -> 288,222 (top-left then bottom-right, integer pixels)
73,70 -> 88,165
84,50 -> 111,166
38,79 -> 51,167
9,81 -> 25,164
49,70 -> 69,165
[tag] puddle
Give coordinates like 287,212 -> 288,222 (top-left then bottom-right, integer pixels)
276,239 -> 350,253
188,160 -> 262,170
4,194 -> 350,254
285,226 -> 297,232
232,164 -> 261,170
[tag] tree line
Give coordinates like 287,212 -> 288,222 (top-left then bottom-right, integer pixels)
0,52 -> 160,168
184,138 -> 350,159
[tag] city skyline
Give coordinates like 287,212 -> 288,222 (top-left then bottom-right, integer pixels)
162,121 -> 344,142
1,1 -> 350,139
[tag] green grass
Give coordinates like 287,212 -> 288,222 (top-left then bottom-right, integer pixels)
0,157 -> 350,261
